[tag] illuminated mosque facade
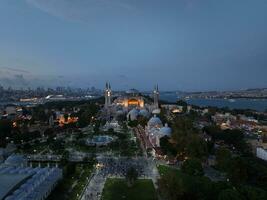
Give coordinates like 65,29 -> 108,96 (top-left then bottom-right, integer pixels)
103,82 -> 172,148
104,82 -> 159,111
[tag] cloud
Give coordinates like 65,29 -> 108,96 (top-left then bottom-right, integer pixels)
0,67 -> 30,74
118,74 -> 128,80
25,0 -> 137,23
0,70 -> 70,89
0,74 -> 30,88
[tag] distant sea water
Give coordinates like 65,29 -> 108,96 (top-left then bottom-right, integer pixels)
160,93 -> 267,112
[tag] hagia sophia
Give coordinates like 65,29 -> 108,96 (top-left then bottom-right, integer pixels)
103,82 -> 172,149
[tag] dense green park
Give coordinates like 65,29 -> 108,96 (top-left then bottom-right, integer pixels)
157,165 -> 267,200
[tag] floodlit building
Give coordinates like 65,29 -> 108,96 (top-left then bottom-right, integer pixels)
114,89 -> 145,109
105,83 -> 159,112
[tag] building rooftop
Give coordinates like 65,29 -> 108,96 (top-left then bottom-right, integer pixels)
0,165 -> 62,200
0,174 -> 30,200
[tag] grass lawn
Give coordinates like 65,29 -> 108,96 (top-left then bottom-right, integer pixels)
101,178 -> 158,200
157,164 -> 201,183
157,165 -> 180,176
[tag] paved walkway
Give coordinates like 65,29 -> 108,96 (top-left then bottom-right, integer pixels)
80,156 -> 160,200
81,169 -> 106,200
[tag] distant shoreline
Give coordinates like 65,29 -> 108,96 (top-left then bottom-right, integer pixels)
182,97 -> 267,100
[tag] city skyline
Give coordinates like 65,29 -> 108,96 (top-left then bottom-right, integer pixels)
0,0 -> 267,91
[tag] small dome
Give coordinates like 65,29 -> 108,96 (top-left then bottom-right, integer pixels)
139,109 -> 150,118
116,110 -> 124,116
126,89 -> 139,96
148,115 -> 162,127
127,108 -> 139,121
160,123 -> 172,137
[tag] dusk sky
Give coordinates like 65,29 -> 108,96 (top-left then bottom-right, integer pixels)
0,0 -> 267,91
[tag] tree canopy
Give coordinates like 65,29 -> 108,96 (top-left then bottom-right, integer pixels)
181,158 -> 204,176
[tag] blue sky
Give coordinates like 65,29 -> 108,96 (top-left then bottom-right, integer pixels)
0,0 -> 267,91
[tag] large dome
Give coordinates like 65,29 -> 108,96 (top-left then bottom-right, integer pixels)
127,108 -> 139,121
139,109 -> 150,118
159,123 -> 172,137
126,89 -> 139,96
148,115 -> 162,128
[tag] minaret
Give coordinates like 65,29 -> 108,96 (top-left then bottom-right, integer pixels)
105,82 -> 112,108
153,84 -> 159,108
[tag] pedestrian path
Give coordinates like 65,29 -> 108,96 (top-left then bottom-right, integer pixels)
80,156 -> 160,200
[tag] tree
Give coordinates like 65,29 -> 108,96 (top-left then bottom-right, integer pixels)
61,150 -> 70,165
160,136 -> 177,156
64,113 -> 69,122
77,103 -> 100,128
186,134 -> 208,161
171,117 -> 195,152
117,114 -> 126,122
158,171 -> 186,200
137,115 -> 148,128
0,119 -> 12,147
125,167 -> 138,187
204,126 -> 244,150
228,157 -> 248,185
223,129 -> 244,148
177,100 -> 187,107
238,185 -> 266,200
218,189 -> 243,200
44,128 -> 54,136
159,107 -> 168,125
181,158 -> 204,176
107,128 -> 114,135
32,105 -> 49,122
177,100 -> 188,113
64,162 -> 77,177
216,147 -> 232,172
93,120 -> 101,134
78,111 -> 90,127
83,156 -> 90,163
128,120 -> 138,127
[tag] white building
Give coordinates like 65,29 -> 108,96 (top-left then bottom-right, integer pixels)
103,120 -> 121,131
5,106 -> 16,115
127,108 -> 139,121
145,115 -> 172,147
127,108 -> 150,121
256,147 -> 267,161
